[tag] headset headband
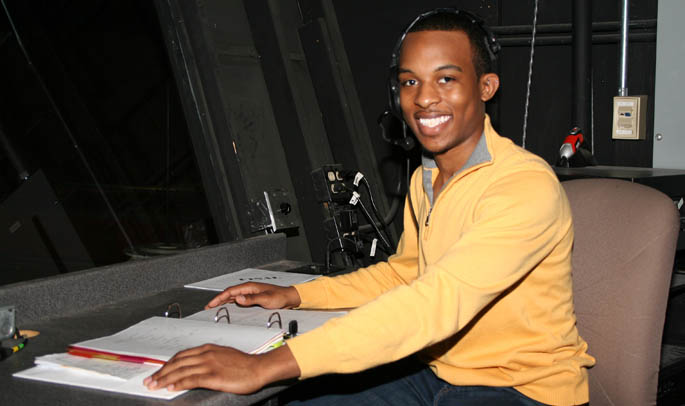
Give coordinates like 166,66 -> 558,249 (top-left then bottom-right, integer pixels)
389,8 -> 500,71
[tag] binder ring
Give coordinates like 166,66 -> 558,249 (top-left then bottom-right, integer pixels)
267,312 -> 282,329
164,303 -> 182,318
214,307 -> 231,324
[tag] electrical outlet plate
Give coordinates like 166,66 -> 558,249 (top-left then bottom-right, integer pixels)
612,95 -> 648,140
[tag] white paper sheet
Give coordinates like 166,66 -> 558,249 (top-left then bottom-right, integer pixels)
184,268 -> 318,291
13,364 -> 184,400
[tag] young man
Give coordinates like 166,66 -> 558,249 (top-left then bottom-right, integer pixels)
145,9 -> 595,405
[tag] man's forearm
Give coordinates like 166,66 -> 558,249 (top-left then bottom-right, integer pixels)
255,344 -> 301,386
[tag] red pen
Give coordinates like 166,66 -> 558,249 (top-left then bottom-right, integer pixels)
67,346 -> 165,365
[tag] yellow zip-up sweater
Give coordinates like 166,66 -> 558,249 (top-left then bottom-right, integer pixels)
287,116 -> 595,405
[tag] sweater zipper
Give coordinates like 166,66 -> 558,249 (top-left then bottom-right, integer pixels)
425,207 -> 433,227
424,174 -> 457,231
422,144 -> 491,231
423,205 -> 432,240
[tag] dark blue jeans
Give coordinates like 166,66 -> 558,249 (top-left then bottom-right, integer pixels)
282,358 -> 548,406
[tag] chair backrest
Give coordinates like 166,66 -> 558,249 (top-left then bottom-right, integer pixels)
562,178 -> 680,406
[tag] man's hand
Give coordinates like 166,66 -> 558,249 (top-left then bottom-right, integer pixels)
205,282 -> 301,310
144,344 -> 300,393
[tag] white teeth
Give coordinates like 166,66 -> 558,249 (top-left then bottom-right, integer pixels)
418,116 -> 450,128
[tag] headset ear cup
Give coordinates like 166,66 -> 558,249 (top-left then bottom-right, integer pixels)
393,81 -> 401,118
388,68 -> 402,119
491,37 -> 501,55
390,88 -> 397,118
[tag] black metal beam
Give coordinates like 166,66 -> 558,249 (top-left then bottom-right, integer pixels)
498,32 -> 655,46
573,0 -> 592,138
243,0 -> 328,262
298,18 -> 361,172
491,19 -> 656,35
153,0 -> 248,242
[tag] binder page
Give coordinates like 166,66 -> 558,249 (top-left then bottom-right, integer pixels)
187,304 -> 347,334
72,317 -> 284,362
13,364 -> 185,400
184,268 -> 319,291
35,353 -> 158,381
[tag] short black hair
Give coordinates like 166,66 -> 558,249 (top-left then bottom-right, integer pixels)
407,10 -> 496,78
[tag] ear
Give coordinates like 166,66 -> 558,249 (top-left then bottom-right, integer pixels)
479,73 -> 500,102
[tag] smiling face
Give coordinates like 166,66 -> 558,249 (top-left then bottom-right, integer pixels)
398,30 -> 498,165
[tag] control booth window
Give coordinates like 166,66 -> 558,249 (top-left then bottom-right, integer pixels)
0,1 -> 216,286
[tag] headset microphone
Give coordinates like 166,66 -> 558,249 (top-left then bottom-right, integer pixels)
378,110 -> 415,151
393,132 -> 415,151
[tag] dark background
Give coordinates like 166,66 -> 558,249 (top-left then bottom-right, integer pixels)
334,0 -> 656,168
0,0 -> 658,280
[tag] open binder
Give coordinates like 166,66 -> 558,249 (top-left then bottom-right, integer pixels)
69,316 -> 286,361
13,306 -> 345,399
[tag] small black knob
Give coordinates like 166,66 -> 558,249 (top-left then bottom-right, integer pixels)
279,202 -> 291,215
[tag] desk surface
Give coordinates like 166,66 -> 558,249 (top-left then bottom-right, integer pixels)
2,286 -> 291,405
554,166 -> 685,198
554,165 -> 685,179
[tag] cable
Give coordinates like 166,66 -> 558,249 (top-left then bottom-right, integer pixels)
164,81 -> 172,242
403,123 -> 412,189
344,182 -> 392,251
590,71 -> 595,156
361,177 -> 381,223
521,0 -> 539,149
356,198 -> 391,250
357,195 -> 400,237
360,177 -> 395,247
358,232 -> 393,256
1,0 -> 137,255
355,156 -> 406,236
326,204 -> 345,252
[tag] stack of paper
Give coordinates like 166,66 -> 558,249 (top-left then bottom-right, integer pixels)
14,353 -> 182,399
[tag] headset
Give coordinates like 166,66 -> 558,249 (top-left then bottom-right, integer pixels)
386,8 -> 501,119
